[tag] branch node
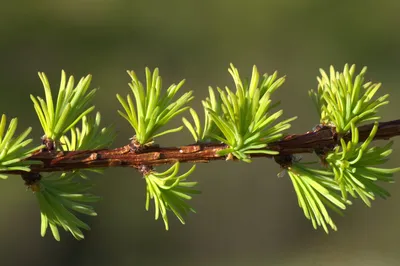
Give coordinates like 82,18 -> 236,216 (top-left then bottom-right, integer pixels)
129,136 -> 159,153
21,172 -> 42,192
137,164 -> 153,175
274,154 -> 294,169
41,135 -> 57,151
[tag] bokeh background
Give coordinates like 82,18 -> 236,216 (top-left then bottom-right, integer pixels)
1,1 -> 400,265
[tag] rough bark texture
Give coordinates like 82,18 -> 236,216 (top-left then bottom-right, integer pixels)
6,119 -> 397,181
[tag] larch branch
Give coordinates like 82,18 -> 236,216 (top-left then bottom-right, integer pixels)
5,119 -> 400,176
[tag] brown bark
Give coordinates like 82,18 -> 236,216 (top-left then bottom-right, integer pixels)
4,119 -> 400,178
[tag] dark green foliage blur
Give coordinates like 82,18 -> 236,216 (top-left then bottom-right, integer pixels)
0,1 -> 399,265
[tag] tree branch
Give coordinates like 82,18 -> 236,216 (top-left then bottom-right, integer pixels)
5,119 -> 400,177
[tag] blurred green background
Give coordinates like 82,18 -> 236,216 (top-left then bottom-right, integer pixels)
1,1 -> 400,265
